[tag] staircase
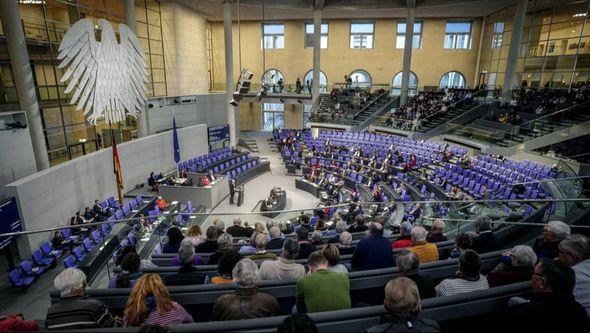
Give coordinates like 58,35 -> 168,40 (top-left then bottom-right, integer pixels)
416,99 -> 479,133
351,95 -> 396,126
238,137 -> 259,153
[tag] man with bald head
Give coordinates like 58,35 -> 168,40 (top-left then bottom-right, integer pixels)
227,218 -> 246,238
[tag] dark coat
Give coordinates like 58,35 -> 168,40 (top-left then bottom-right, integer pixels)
366,314 -> 440,333
486,266 -> 532,287
472,231 -> 502,254
352,235 -> 394,271
266,237 -> 285,250
226,225 -> 246,238
212,285 -> 280,321
195,240 -> 219,254
165,266 -> 205,286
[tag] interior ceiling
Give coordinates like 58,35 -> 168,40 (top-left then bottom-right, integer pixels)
171,0 -> 516,21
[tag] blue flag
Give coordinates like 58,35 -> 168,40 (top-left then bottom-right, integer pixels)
173,116 -> 180,163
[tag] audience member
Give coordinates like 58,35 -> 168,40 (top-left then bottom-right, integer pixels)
259,238 -> 306,280
294,215 -> 313,233
156,196 -> 168,210
165,238 -> 205,286
248,233 -> 277,261
206,250 -> 242,284
195,226 -> 219,253
435,250 -> 489,296
213,219 -> 226,235
162,227 -> 184,254
366,277 -> 440,333
123,274 -> 193,326
45,268 -> 115,330
391,221 -> 413,249
186,225 -> 204,247
471,216 -> 502,254
408,227 -> 439,263
557,234 -> 590,316
110,252 -> 143,288
267,226 -> 285,249
328,220 -> 350,243
504,259 -> 589,331
296,227 -> 315,259
311,231 -> 324,245
277,314 -> 319,333
226,218 -> 246,238
348,215 -> 368,233
208,233 -> 234,265
486,245 -> 537,287
426,219 -> 448,243
450,232 -> 472,258
533,220 -> 571,259
296,251 -> 351,313
396,250 -> 436,299
352,222 -> 394,270
322,244 -> 348,273
212,259 -> 280,320
337,231 -> 355,255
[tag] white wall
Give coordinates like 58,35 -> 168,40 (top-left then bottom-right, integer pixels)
147,93 -> 227,134
0,128 -> 37,196
4,124 -> 209,257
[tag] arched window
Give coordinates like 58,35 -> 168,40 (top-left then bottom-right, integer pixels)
349,69 -> 372,88
303,70 -> 328,93
262,69 -> 284,93
439,71 -> 466,89
391,71 -> 418,96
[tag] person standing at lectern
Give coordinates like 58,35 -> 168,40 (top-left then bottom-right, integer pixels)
229,178 -> 237,204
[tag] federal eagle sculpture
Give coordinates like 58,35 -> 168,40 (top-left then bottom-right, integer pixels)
57,18 -> 148,124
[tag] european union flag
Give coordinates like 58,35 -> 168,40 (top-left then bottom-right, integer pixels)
173,115 -> 180,163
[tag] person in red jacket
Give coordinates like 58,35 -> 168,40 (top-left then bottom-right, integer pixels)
392,221 -> 413,249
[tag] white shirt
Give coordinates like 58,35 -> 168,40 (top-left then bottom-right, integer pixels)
573,259 -> 590,317
435,274 -> 489,297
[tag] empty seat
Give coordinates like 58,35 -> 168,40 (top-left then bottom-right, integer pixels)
40,242 -> 64,258
33,249 -> 55,267
8,269 -> 34,288
72,246 -> 86,261
64,255 -> 78,269
19,260 -> 45,277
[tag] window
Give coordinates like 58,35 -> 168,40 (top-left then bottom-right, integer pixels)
396,21 -> 422,49
303,70 -> 328,93
440,71 -> 466,88
444,21 -> 472,49
262,103 -> 284,130
303,104 -> 312,128
262,23 -> 284,49
391,72 -> 418,96
350,22 -> 374,49
305,23 -> 328,48
492,22 -> 504,49
349,70 -> 372,88
262,69 -> 284,93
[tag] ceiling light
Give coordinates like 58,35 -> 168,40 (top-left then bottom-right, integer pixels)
573,13 -> 587,18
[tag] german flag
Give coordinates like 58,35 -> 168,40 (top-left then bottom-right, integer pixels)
111,128 -> 124,203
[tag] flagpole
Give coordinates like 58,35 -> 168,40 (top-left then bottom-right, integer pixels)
173,110 -> 179,179
109,121 -> 124,205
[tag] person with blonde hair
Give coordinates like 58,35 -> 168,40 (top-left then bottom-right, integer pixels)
322,244 -> 348,273
187,225 -> 204,246
366,277 -> 440,332
123,274 -> 193,327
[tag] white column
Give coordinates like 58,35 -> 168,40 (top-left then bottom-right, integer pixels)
124,0 -> 137,32
502,0 -> 528,99
400,7 -> 415,106
311,9 -> 322,102
224,1 -> 237,146
0,0 -> 49,170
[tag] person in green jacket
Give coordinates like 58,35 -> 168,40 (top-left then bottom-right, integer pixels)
295,251 -> 351,313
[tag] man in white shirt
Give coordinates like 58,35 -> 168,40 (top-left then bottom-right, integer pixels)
557,234 -> 590,316
258,238 -> 306,281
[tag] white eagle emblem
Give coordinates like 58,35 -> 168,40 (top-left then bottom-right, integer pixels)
57,18 -> 148,125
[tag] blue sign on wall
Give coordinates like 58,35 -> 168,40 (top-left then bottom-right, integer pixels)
0,197 -> 22,250
208,124 -> 230,148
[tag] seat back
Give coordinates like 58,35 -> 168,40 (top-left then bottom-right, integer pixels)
64,255 -> 77,268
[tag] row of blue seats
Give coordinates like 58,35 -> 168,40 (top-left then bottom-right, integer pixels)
177,147 -> 233,172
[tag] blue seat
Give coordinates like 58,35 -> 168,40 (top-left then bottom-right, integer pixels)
61,228 -> 80,243
122,205 -> 130,216
64,255 -> 78,268
136,195 -> 143,205
19,260 -> 45,277
101,223 -> 109,235
115,210 -> 123,220
100,200 -> 109,210
72,246 -> 86,261
40,242 -> 64,258
82,238 -> 93,252
129,200 -> 137,211
91,230 -> 102,244
107,196 -> 120,208
8,269 -> 34,288
33,249 -> 55,267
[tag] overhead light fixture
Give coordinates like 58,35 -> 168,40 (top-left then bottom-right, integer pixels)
573,13 -> 587,18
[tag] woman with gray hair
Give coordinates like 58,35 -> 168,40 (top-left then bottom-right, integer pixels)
337,231 -> 355,255
212,258 -> 280,321
166,238 -> 206,286
392,221 -> 413,249
208,232 -> 234,265
486,245 -> 537,287
396,250 -> 436,299
534,220 -> 571,260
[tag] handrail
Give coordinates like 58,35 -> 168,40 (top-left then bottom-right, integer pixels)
519,100 -> 590,127
423,89 -> 484,123
353,92 -> 388,119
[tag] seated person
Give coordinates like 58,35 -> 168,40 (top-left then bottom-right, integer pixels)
195,226 -> 219,253
435,250 -> 489,296
46,268 -> 115,330
212,259 -> 280,321
162,227 -> 184,254
392,221 -> 413,249
296,228 -> 315,260
259,238 -> 306,281
351,222 -> 394,271
165,238 -> 205,286
486,245 -> 537,287
396,250 -> 436,299
408,227 -> 439,263
347,215 -> 368,233
366,277 -> 440,333
156,196 -> 168,210
296,251 -> 351,313
337,231 -> 355,255
267,226 -> 285,250
426,219 -> 448,243
205,250 -> 242,284
93,200 -> 107,218
533,220 -> 571,260
323,244 -> 348,274
450,232 -> 473,259
109,252 -> 143,288
248,233 -> 277,261
471,216 -> 502,254
208,233 -> 234,266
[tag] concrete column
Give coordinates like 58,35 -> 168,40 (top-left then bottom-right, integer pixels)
502,0 -> 527,99
400,7 -> 415,106
67,0 -> 81,25
0,1 -> 49,170
311,9 -> 322,102
473,16 -> 486,89
124,0 -> 137,32
224,1 -> 237,146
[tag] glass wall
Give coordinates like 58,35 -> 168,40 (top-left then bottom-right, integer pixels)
480,0 -> 590,90
262,103 -> 285,130
135,0 -> 167,97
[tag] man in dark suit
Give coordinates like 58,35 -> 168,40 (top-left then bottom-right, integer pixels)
229,178 -> 237,204
472,216 -> 502,254
93,200 -> 106,218
226,218 -> 246,238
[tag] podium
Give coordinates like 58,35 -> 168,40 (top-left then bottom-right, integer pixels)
236,186 -> 245,206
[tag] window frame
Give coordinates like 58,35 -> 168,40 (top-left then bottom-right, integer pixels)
303,70 -> 328,93
439,71 -> 467,88
444,20 -> 473,50
395,20 -> 423,49
349,21 -> 375,49
492,21 -> 504,49
391,71 -> 419,96
304,22 -> 329,49
349,69 -> 373,88
261,23 -> 285,50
